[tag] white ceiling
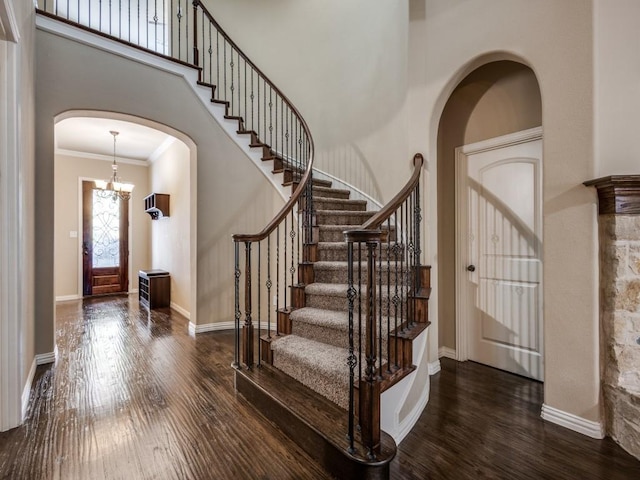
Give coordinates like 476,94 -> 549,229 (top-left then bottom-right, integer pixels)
55,117 -> 174,162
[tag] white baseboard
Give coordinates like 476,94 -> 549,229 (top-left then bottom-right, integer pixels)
170,302 -> 190,320
36,349 -> 56,365
428,360 -> 441,375
541,404 -> 605,439
189,321 -> 278,336
189,321 -> 235,336
22,348 -> 57,420
56,294 -> 80,302
438,346 -> 457,359
21,359 -> 37,420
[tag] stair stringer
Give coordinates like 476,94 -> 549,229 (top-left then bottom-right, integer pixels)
380,326 -> 431,445
36,13 -> 292,203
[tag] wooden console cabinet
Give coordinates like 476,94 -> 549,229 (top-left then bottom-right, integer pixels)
138,270 -> 171,309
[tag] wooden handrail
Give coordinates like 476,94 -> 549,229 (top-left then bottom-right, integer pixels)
359,153 -> 424,230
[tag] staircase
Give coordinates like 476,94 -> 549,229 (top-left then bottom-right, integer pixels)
37,3 -> 430,479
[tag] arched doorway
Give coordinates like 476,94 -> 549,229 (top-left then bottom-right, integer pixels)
53,111 -> 197,324
436,60 -> 543,379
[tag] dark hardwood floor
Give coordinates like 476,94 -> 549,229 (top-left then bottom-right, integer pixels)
0,296 -> 638,479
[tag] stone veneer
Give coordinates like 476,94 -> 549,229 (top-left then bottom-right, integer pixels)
586,175 -> 640,460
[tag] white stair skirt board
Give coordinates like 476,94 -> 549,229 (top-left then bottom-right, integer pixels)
438,346 -> 457,360
22,349 -> 57,420
380,327 -> 430,445
428,360 -> 441,375
541,404 -> 604,439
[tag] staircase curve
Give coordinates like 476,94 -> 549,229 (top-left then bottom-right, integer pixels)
36,3 -> 432,479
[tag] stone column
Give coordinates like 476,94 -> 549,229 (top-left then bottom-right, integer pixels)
585,175 -> 640,460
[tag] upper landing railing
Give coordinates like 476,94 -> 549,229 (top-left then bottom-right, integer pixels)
37,1 -> 313,180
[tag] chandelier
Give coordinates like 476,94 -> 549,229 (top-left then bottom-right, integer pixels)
94,130 -> 135,201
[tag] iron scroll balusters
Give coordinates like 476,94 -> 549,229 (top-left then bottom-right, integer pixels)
343,153 -> 427,458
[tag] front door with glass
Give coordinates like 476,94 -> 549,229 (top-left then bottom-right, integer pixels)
82,181 -> 129,296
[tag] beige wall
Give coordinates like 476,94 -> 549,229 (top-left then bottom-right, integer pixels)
437,61 -> 542,349
594,0 -> 640,176
149,140 -> 191,315
54,154 -> 150,298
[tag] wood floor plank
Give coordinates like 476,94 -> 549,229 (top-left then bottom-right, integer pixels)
0,296 -> 638,479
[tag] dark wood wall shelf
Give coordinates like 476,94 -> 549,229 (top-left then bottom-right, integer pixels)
144,193 -> 170,219
139,270 -> 171,309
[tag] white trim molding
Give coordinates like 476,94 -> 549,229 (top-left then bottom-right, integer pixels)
188,321 -> 235,336
541,404 -> 605,439
438,346 -> 457,360
36,350 -> 56,365
428,360 -> 441,375
56,294 -> 81,302
21,350 -> 56,421
0,0 -> 20,43
21,359 -> 36,420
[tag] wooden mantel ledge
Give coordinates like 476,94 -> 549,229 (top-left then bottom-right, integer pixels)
584,175 -> 640,215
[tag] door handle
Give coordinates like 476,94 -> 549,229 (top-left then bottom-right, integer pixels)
467,264 -> 476,272
83,242 -> 89,256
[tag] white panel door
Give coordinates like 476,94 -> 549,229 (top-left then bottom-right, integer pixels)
457,129 -> 543,381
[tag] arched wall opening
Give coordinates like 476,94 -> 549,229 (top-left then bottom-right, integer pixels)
53,110 -> 198,324
436,60 -> 542,361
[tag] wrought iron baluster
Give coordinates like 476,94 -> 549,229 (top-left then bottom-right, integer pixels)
216,31 -> 219,97
257,241 -> 261,367
276,226 -> 280,335
378,239 -> 382,375
290,210 -> 295,294
269,87 -> 273,150
234,242 -> 240,367
386,219 -> 392,373
283,216 -> 287,310
223,38 -> 227,101
346,240 -> 357,453
243,241 -> 253,368
208,22 -> 212,85
392,212 -> 399,368
230,50 -> 235,114
400,202 -> 405,332
250,70 -> 254,132
176,0 -> 182,60
267,235 -> 272,339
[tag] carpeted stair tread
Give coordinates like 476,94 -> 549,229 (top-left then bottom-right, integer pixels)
271,334 -> 349,408
313,186 -> 351,199
317,242 -> 406,261
314,261 -> 402,284
313,197 -> 367,211
289,307 -> 394,352
315,210 -> 376,225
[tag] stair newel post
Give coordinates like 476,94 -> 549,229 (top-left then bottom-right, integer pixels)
233,241 -> 241,368
191,1 -> 200,78
363,231 -> 382,457
243,241 -> 254,368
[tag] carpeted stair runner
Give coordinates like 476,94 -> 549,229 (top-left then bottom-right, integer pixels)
270,182 -> 402,409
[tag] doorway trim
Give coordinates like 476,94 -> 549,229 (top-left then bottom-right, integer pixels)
455,126 -> 543,361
